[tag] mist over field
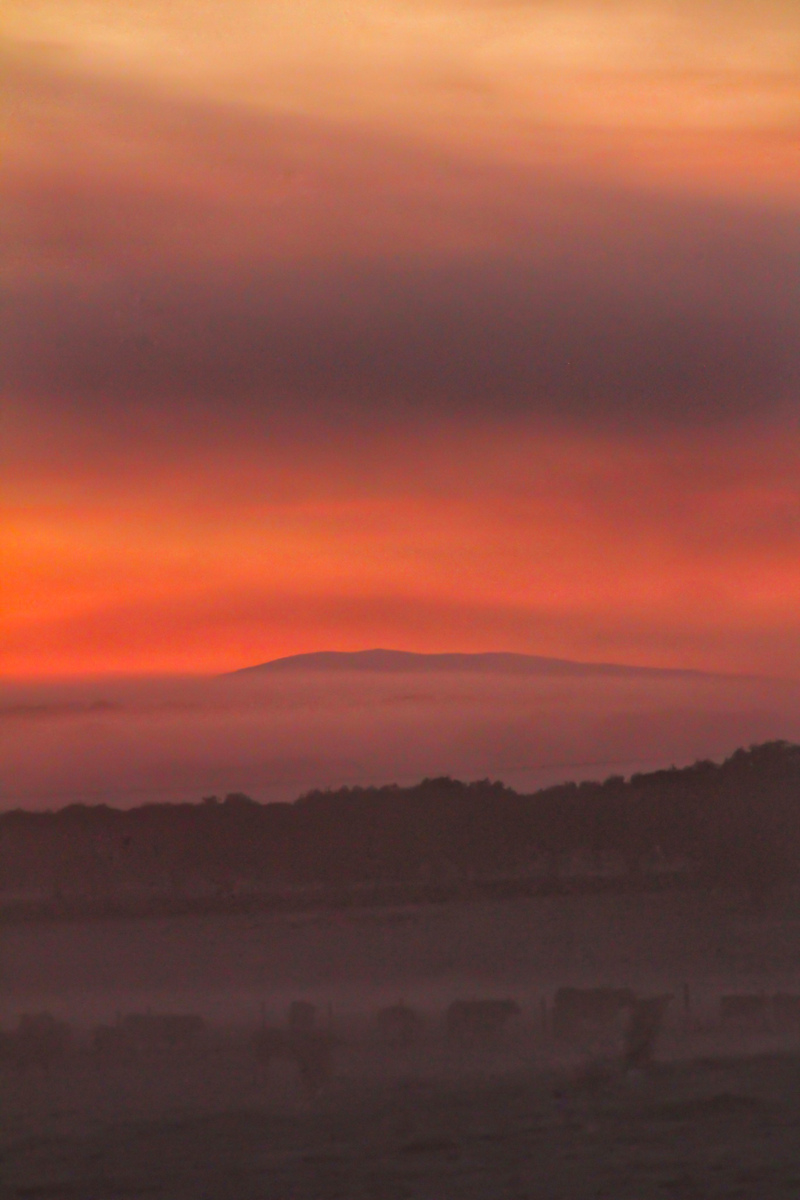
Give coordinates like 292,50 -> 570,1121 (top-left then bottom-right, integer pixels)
3,664 -> 799,809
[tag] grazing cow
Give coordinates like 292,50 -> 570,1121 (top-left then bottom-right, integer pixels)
772,993 -> 800,1030
288,1001 -> 317,1032
291,1030 -> 337,1098
115,1013 -> 206,1054
622,994 -> 673,1071
91,1023 -> 129,1058
252,1026 -> 288,1072
719,994 -> 768,1027
252,1025 -> 337,1099
446,999 -> 520,1044
552,988 -> 635,1044
376,1003 -> 422,1049
0,1013 -> 72,1071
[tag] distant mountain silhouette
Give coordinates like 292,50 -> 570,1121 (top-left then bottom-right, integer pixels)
224,649 -> 732,679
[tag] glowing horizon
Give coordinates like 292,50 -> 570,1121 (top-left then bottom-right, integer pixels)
4,1 -> 800,680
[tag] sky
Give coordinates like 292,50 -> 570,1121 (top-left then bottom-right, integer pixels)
4,0 -> 800,680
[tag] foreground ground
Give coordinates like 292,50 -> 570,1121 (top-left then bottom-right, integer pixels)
3,1039 -> 800,1199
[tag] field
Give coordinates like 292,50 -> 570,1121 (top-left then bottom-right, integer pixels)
3,891 -> 800,1198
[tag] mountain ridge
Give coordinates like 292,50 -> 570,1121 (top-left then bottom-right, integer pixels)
223,648 -> 745,680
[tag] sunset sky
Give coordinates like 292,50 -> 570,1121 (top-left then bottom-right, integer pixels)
4,0 -> 800,679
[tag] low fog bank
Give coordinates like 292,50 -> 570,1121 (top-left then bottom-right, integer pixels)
5,893 -> 800,1198
4,889 -> 800,1026
2,669 -> 799,810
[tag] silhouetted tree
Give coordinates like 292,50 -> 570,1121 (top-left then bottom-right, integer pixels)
2,743 -> 799,909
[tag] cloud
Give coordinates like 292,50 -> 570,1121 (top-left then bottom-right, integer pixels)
5,49 -> 798,435
6,228 -> 798,432
4,47 -> 800,683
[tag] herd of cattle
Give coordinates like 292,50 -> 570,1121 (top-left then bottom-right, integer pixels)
2,988 -> 800,1098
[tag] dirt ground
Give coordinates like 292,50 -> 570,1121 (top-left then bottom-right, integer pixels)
2,1038 -> 800,1199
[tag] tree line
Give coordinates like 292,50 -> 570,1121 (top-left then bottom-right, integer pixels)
2,741 -> 799,910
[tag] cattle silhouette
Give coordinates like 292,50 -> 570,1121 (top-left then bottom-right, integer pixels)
719,994 -> 768,1027
288,1000 -> 317,1031
622,994 -> 672,1070
123,1012 -> 206,1050
252,1026 -> 288,1073
772,993 -> 800,1030
552,988 -> 635,1044
92,1013 -> 206,1057
91,1023 -> 130,1058
0,1013 -> 72,1071
376,1002 -> 422,1048
253,1024 -> 337,1099
290,1030 -> 337,1097
446,999 -> 520,1044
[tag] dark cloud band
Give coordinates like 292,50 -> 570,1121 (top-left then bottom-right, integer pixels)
7,225 -> 798,431
5,53 -> 799,433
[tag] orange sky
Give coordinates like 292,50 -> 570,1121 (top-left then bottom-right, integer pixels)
3,1 -> 800,678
